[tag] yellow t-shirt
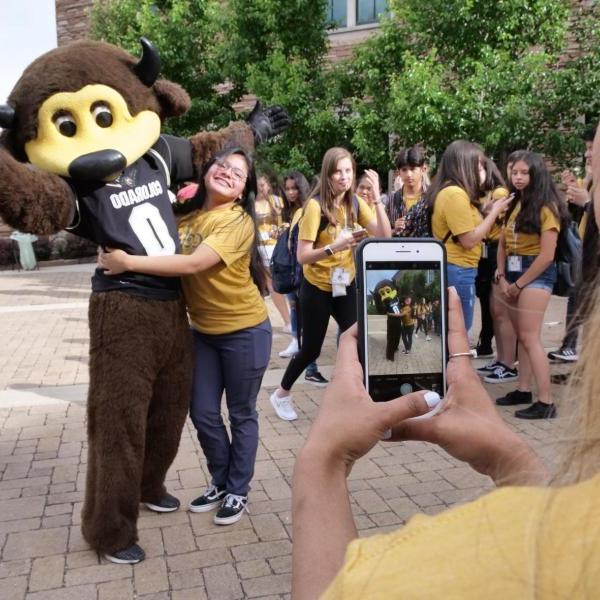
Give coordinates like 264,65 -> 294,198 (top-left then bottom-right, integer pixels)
432,186 -> 483,268
485,186 -> 510,242
399,305 -> 414,326
504,202 -> 561,256
178,204 -> 267,335
404,192 -> 420,213
322,473 -> 600,599
299,198 -> 374,292
255,194 -> 284,246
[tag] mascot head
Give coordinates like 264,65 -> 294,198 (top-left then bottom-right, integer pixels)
373,279 -> 398,314
0,38 -> 191,180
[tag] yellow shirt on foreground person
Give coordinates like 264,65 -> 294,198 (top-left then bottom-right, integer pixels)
322,472 -> 600,599
178,204 -> 267,334
299,198 -> 373,292
431,185 -> 483,268
503,203 -> 561,256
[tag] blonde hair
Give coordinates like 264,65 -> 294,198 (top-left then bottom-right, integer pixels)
554,279 -> 600,485
316,147 -> 356,227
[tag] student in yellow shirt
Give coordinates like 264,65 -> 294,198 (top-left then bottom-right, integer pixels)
99,148 -> 270,525
256,174 -> 291,332
399,296 -> 416,353
292,287 -> 600,599
495,152 -> 567,419
430,141 -> 511,333
270,147 -> 391,421
278,170 -> 326,385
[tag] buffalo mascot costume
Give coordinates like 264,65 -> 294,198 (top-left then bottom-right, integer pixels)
0,38 -> 288,563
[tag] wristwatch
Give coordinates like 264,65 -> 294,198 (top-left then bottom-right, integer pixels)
324,245 -> 334,256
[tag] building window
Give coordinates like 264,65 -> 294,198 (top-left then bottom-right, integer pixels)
328,0 -> 348,27
356,0 -> 387,25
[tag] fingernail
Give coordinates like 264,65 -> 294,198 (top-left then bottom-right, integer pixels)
424,391 -> 441,409
381,429 -> 392,440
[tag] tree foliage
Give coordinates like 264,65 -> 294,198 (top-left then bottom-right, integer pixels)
89,0 -> 599,177
345,0 -> 599,170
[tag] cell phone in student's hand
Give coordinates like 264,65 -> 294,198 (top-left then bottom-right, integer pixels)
352,228 -> 368,241
355,239 -> 448,403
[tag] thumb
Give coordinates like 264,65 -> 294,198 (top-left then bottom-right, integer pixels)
379,391 -> 441,430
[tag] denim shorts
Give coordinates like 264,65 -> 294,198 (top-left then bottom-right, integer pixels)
505,255 -> 556,292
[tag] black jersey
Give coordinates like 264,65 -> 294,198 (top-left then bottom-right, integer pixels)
66,138 -> 195,299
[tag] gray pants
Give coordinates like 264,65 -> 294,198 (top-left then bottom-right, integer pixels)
189,320 -> 272,496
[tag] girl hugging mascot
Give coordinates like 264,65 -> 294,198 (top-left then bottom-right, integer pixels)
0,38 -> 288,563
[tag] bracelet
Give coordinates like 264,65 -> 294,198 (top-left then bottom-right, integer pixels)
497,273 -> 505,279
324,245 -> 334,256
449,350 -> 477,359
514,280 -> 523,290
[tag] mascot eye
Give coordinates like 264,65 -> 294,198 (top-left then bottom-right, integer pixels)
53,112 -> 77,137
91,103 -> 113,128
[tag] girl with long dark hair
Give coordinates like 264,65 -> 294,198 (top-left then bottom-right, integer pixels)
270,147 -> 391,421
99,148 -> 270,524
430,140 -> 511,332
279,171 -> 327,385
495,151 -> 567,419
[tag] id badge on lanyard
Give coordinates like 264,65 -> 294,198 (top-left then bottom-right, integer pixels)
331,267 -> 350,297
482,243 -> 488,259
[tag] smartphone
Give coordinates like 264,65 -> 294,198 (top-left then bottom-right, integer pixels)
356,238 -> 448,402
352,228 -> 369,241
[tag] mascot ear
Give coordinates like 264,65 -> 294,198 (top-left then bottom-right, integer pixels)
153,79 -> 191,119
0,105 -> 15,129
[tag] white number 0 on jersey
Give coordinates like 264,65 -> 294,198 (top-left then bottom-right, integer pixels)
128,204 -> 176,255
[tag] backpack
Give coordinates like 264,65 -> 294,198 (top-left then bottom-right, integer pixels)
270,195 -> 360,294
552,220 -> 582,297
270,222 -> 302,294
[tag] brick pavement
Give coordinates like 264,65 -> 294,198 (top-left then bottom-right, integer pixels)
367,314 -> 442,375
0,264 -> 574,599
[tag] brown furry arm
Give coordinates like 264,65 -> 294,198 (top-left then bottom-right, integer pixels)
0,148 -> 74,234
188,121 -> 255,177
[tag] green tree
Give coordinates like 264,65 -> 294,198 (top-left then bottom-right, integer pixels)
219,0 -> 352,176
345,0 -> 598,169
90,0 -> 238,135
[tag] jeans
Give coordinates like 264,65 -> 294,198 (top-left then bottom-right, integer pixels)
505,255 -> 557,292
189,320 -> 272,496
447,264 -> 477,332
286,290 -> 318,375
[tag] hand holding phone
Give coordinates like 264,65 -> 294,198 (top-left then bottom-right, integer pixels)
356,239 -> 447,403
352,228 -> 368,241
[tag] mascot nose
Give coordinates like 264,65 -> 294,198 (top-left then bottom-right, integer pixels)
69,150 -> 127,180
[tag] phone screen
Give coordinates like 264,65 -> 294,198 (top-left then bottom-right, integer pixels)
365,259 -> 445,402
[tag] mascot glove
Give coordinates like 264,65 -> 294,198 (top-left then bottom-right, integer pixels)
247,101 -> 290,144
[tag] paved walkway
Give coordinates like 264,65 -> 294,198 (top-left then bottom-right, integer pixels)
0,264 -> 574,599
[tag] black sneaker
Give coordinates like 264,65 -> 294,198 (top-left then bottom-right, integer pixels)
496,390 -> 532,406
548,347 -> 578,362
104,543 -> 145,564
475,344 -> 494,358
304,371 -> 329,387
515,401 -> 557,419
483,365 -> 518,384
144,492 -> 180,513
214,493 -> 248,525
189,484 -> 226,513
476,360 -> 501,376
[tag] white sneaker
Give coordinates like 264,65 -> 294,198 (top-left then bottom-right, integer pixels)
282,323 -> 293,335
414,333 -> 419,338
279,338 -> 299,358
426,336 -> 432,341
270,390 -> 298,421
